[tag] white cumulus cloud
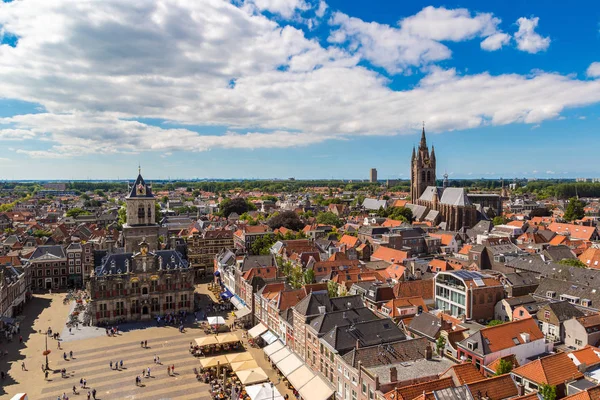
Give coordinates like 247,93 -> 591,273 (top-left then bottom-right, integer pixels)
480,32 -> 511,51
514,17 -> 550,53
587,62 -> 600,78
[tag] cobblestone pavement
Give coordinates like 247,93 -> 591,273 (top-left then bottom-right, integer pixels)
1,286 -> 295,400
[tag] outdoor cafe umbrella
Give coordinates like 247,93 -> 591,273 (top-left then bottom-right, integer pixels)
200,355 -> 229,369
195,336 -> 220,347
235,368 -> 269,385
245,383 -> 285,400
225,352 -> 254,364
215,333 -> 239,344
230,359 -> 259,372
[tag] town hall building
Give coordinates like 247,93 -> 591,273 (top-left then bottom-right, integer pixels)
87,169 -> 194,324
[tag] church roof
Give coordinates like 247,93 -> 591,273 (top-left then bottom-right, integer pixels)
419,187 -> 472,207
95,250 -> 188,276
127,173 -> 154,198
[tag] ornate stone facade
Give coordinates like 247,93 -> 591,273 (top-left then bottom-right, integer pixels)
410,126 -> 436,202
87,170 -> 194,324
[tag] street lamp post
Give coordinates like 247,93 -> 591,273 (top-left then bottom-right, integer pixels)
271,381 -> 274,400
43,334 -> 51,371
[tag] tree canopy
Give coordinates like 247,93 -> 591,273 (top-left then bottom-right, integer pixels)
316,211 -> 342,227
494,358 -> 513,375
220,197 -> 256,217
250,234 -> 276,255
267,210 -> 304,231
564,197 -> 586,221
66,208 -> 92,218
558,258 -> 587,268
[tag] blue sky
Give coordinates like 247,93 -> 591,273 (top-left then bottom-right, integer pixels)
0,0 -> 599,180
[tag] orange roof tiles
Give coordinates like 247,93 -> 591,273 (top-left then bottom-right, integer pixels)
371,246 -> 409,263
458,245 -> 473,255
569,346 -> 600,368
512,352 -> 583,386
478,318 -> 544,353
393,199 -> 409,208
430,259 -> 452,271
440,362 -> 484,385
486,354 -> 519,373
563,386 -> 600,400
393,280 -> 434,299
548,223 -> 597,241
579,247 -> 600,269
429,233 -> 455,246
382,296 -> 428,318
339,235 -> 359,248
466,375 -> 518,400
384,377 -> 454,400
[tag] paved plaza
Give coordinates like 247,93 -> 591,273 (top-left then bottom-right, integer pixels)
0,286 -> 293,400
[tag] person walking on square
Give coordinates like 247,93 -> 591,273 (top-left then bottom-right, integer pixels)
70,350 -> 73,359
167,366 -> 170,376
80,378 -> 83,389
87,392 -> 90,400
109,361 -> 113,370
147,366 -> 151,377
156,355 -> 160,364
92,388 -> 96,399
83,378 -> 87,388
21,362 -> 26,371
144,340 -> 147,348
153,355 -> 156,364
140,340 -> 144,348
120,360 -> 123,369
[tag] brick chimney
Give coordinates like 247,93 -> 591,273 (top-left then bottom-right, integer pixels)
389,367 -> 397,383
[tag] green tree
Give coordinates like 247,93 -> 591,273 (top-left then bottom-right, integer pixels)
539,384 -> 557,400
494,358 -> 513,375
66,208 -> 92,218
33,229 -> 52,238
316,211 -> 342,227
118,206 -> 127,226
303,268 -> 315,285
388,206 -> 413,222
564,197 -> 586,221
492,216 -> 507,226
267,210 -> 304,231
161,196 -> 169,204
435,335 -> 446,356
220,197 -> 256,217
487,320 -> 504,327
327,280 -> 339,298
250,234 -> 276,255
288,265 -> 305,289
558,258 -> 587,268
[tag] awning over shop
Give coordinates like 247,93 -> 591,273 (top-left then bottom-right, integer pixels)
263,340 -> 285,357
234,307 -> 252,319
230,296 -> 242,309
260,330 -> 278,345
298,375 -> 335,400
269,347 -> 292,365
195,336 -> 220,346
220,288 -> 233,300
275,353 -> 303,377
248,323 -> 268,338
287,365 -> 315,390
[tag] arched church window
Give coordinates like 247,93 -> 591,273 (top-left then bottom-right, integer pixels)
421,171 -> 425,182
138,206 -> 145,219
148,206 -> 152,221
427,171 -> 431,182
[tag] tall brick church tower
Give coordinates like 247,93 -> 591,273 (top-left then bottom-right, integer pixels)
122,167 -> 159,253
410,126 -> 436,201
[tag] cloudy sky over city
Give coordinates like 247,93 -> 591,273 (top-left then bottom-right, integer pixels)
0,0 -> 599,180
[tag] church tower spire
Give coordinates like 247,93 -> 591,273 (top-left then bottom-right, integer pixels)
419,122 -> 427,149
411,122 -> 436,203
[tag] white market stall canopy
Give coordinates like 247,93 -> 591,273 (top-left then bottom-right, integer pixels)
234,307 -> 252,319
298,375 -> 335,400
245,383 -> 285,400
263,340 -> 284,357
248,323 -> 268,338
208,316 -> 226,326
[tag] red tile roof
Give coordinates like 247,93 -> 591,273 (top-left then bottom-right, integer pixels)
477,318 -> 544,353
511,352 -> 583,386
371,246 -> 409,263
466,375 -> 518,400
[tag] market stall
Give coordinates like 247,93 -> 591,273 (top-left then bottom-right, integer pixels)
245,383 -> 285,400
248,323 -> 268,338
268,347 -> 292,365
275,353 -> 303,377
263,340 -> 284,357
286,365 -> 315,391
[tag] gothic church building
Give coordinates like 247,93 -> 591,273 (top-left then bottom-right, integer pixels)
410,128 -> 478,231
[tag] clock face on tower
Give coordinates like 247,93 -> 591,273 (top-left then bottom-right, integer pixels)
136,183 -> 146,195
424,159 -> 430,166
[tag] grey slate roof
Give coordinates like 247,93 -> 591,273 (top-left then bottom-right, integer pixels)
127,173 -> 154,198
406,204 -> 428,221
241,255 -> 275,271
293,293 -> 363,317
419,186 -> 444,202
543,300 -> 585,322
30,245 -> 66,260
308,307 -> 378,335
362,198 -> 387,211
322,318 -> 406,353
424,209 -> 439,221
407,312 -> 442,340
542,245 -> 576,261
96,249 -> 188,276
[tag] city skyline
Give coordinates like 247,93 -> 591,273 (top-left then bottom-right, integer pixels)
1,0 -> 599,179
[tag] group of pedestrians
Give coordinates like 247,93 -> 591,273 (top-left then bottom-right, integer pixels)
109,360 -> 124,370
